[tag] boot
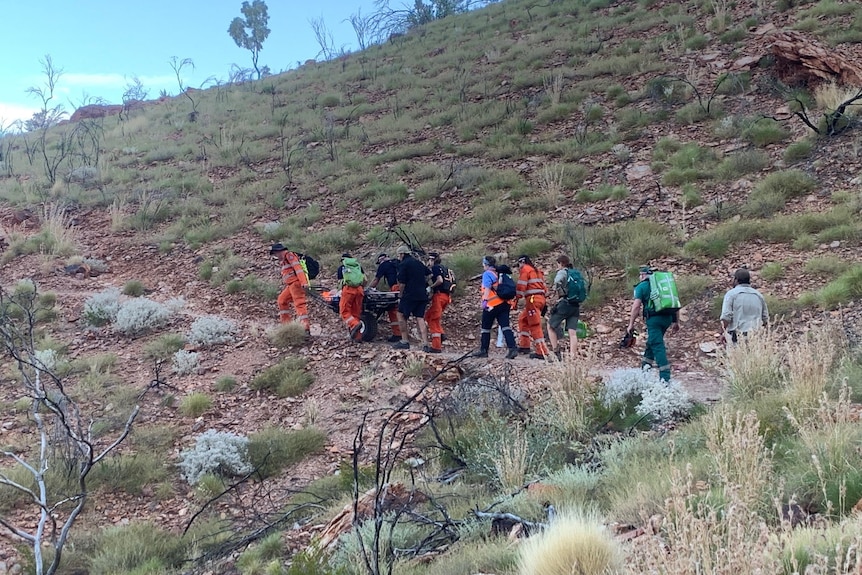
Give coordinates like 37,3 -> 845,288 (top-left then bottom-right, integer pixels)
480,331 -> 491,353
474,349 -> 489,358
505,348 -> 519,360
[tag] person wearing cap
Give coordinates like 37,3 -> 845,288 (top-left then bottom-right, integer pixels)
720,268 -> 768,346
392,245 -> 431,350
477,255 -> 518,359
424,252 -> 450,353
270,243 -> 310,330
336,253 -> 367,341
514,255 -> 550,359
627,266 -> 678,382
368,253 -> 402,342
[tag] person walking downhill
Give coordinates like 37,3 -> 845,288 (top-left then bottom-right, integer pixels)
337,253 -> 367,341
368,253 -> 402,342
270,243 -> 310,331
476,255 -> 519,359
720,268 -> 768,346
514,255 -> 550,359
627,266 -> 679,382
392,245 -> 431,350
424,252 -> 451,354
547,254 -> 583,361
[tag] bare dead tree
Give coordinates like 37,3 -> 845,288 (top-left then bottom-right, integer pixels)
169,56 -> 199,122
778,85 -> 862,137
0,283 -> 139,575
309,16 -> 336,62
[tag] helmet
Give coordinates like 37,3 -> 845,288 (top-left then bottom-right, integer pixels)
269,243 -> 287,255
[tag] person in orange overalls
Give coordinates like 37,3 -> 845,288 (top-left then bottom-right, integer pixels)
514,255 -> 550,359
424,252 -> 450,354
337,253 -> 367,341
270,243 -> 309,330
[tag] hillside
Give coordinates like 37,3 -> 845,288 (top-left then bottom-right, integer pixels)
1,0 -> 862,572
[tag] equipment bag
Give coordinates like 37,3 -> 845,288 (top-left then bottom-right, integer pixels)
565,268 -> 588,304
494,271 -> 517,301
342,257 -> 364,287
647,271 -> 681,314
440,265 -> 457,294
300,254 -> 320,280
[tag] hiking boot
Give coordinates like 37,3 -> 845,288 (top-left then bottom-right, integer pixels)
505,348 -> 519,360
517,347 -> 531,354
554,350 -> 563,360
349,321 -> 365,340
529,353 -> 547,360
423,346 -> 441,354
392,340 -> 410,350
387,335 -> 401,342
474,349 -> 489,358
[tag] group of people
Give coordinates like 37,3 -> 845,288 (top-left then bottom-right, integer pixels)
271,243 -> 769,382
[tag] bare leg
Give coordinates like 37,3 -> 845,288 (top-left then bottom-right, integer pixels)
396,312 -> 410,343
568,328 -> 578,360
417,317 -> 429,347
548,327 -> 560,353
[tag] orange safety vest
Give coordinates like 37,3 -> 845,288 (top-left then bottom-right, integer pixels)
481,271 -> 506,309
281,251 -> 309,287
516,263 -> 547,299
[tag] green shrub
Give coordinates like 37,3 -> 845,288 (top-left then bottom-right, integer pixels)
743,118 -> 790,146
510,238 -> 552,259
743,169 -> 818,217
180,392 -> 212,417
595,219 -> 676,267
784,139 -> 814,163
215,375 -> 237,392
814,265 -> 862,309
804,256 -> 850,277
143,333 -> 186,360
247,426 -> 327,478
251,357 -> 313,397
90,452 -> 170,495
122,280 -> 146,297
760,262 -> 785,282
269,321 -> 309,348
88,522 -> 186,575
716,149 -> 769,179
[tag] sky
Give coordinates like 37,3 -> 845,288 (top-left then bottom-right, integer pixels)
0,0 -> 380,127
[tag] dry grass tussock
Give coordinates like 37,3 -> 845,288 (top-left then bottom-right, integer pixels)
518,510 -> 622,575
785,321 -> 845,411
537,347 -> 600,440
495,422 -> 528,491
41,202 -> 78,257
268,321 -> 308,347
814,81 -> 862,118
719,325 -> 786,400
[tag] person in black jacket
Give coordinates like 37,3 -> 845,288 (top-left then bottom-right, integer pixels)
392,245 -> 431,350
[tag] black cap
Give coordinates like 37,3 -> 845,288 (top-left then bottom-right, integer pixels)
428,252 -> 439,258
377,253 -> 387,260
269,243 -> 287,255
341,253 -> 352,258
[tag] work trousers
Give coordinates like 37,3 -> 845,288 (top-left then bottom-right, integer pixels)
277,282 -> 309,329
643,314 -> 674,382
425,292 -> 450,351
517,296 -> 549,355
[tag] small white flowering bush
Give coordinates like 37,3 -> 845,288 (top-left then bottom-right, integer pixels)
187,315 -> 237,347
173,350 -> 200,375
178,430 -> 252,485
602,367 -> 692,421
83,288 -> 122,326
32,349 -> 58,372
115,297 -> 173,335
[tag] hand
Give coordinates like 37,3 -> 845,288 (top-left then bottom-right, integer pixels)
482,300 -> 489,310
426,286 -> 432,296
669,323 -> 680,335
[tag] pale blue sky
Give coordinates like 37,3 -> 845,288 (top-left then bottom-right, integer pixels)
0,0 -> 379,125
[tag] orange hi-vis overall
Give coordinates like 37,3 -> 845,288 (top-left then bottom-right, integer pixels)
516,263 -> 549,356
277,251 -> 310,329
386,283 -> 402,337
340,284 -> 364,337
425,291 -> 450,351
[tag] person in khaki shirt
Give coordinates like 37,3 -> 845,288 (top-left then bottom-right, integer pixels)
720,268 -> 768,345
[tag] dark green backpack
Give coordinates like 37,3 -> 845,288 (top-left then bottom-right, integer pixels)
565,268 -> 588,304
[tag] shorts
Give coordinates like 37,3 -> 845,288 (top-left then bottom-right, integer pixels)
398,298 -> 428,319
549,300 -> 580,335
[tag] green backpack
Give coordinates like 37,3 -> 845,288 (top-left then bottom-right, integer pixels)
647,270 -> 681,315
565,268 -> 588,304
342,257 -> 365,287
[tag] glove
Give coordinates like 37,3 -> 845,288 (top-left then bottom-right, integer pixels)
426,286 -> 432,296
482,300 -> 489,310
541,304 -> 548,317
619,329 -> 637,349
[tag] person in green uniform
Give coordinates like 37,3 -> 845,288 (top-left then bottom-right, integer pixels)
626,266 -> 679,382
